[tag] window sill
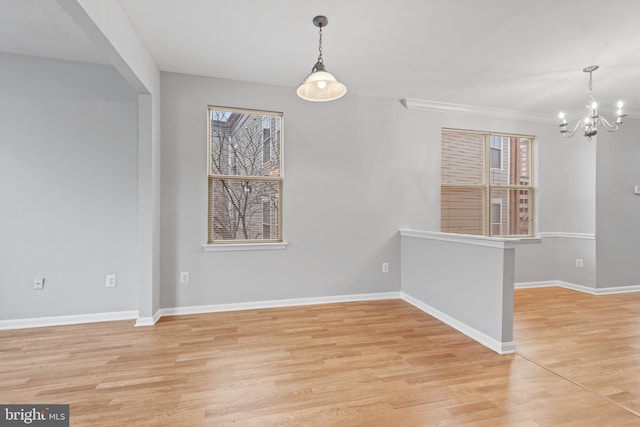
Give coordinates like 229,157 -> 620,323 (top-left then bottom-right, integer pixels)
202,242 -> 288,252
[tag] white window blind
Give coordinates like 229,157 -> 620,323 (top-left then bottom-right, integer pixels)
441,129 -> 535,237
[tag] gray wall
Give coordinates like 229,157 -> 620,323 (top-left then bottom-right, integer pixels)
513,117 -> 598,287
553,132 -> 598,288
513,238 -> 557,283
0,53 -> 139,319
160,73 -> 413,308
596,118 -> 640,288
2,52 -> 618,322
160,71 -> 569,309
401,234 -> 515,347
556,237 -> 596,287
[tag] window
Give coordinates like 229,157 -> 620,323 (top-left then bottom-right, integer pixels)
262,117 -> 271,163
208,106 -> 283,243
228,138 -> 237,175
520,142 -> 528,177
491,200 -> 502,236
441,129 -> 535,237
490,136 -> 504,169
262,199 -> 271,239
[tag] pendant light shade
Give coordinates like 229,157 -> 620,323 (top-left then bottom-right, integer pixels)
296,66 -> 347,102
297,16 -> 347,102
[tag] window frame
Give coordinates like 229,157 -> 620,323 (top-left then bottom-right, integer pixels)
441,128 -> 536,237
206,105 -> 284,246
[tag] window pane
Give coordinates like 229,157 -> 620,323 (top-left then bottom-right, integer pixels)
262,117 -> 272,163
489,188 -> 531,236
209,177 -> 280,242
490,148 -> 501,169
441,131 -> 483,185
489,137 -> 510,182
441,187 -> 484,235
210,109 -> 280,177
262,138 -> 271,164
490,137 -> 532,186
516,138 -> 531,186
491,202 -> 501,223
491,201 -> 502,235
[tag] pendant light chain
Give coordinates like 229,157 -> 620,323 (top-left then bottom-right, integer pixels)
317,24 -> 324,64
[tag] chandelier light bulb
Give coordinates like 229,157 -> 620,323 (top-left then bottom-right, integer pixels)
591,101 -> 598,109
558,112 -> 565,119
617,100 -> 624,109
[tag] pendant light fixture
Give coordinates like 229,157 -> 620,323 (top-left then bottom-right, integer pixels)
558,65 -> 627,141
296,15 -> 347,102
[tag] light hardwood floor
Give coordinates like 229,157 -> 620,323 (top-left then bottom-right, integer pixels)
1,289 -> 639,426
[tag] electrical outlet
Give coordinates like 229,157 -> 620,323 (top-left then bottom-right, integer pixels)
180,272 -> 189,284
106,274 -> 117,288
382,262 -> 389,273
33,277 -> 44,290
576,258 -> 584,268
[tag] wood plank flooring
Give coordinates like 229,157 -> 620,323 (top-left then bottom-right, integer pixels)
514,286 -> 640,419
1,290 -> 639,425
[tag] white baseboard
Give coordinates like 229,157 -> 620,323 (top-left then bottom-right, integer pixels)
590,284 -> 640,295
0,293 -> 401,331
135,310 -> 162,327
515,280 -> 640,295
514,280 -> 557,289
159,292 -> 403,317
0,310 -> 138,331
400,292 -> 515,355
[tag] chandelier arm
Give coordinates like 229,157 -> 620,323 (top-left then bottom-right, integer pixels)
597,115 -> 622,132
560,120 -> 583,138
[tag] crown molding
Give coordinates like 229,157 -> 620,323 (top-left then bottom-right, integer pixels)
401,98 -> 640,123
401,98 -> 555,124
561,108 -> 640,121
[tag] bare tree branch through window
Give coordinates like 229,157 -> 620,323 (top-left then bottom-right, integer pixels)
207,107 -> 283,243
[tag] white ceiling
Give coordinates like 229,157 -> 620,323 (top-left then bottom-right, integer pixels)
2,0 -> 640,117
0,0 -> 106,64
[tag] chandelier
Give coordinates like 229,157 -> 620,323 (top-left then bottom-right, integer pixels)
296,16 -> 347,102
558,65 -> 626,141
